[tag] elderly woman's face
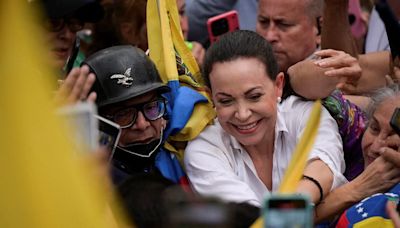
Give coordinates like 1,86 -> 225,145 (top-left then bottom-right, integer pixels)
362,96 -> 400,167
209,57 -> 283,146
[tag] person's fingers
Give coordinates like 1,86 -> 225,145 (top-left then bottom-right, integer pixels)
386,201 -> 400,227
324,65 -> 361,77
314,49 -> 343,58
315,55 -> 355,69
380,147 -> 400,168
384,165 -> 400,181
79,72 -> 96,101
87,91 -> 97,103
68,67 -> 88,102
385,135 -> 400,149
58,67 -> 80,96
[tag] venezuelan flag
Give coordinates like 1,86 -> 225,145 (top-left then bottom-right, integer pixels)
147,0 -> 215,184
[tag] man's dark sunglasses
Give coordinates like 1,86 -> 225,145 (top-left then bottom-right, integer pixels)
105,98 -> 167,129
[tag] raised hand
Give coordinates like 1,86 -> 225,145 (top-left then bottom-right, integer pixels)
313,49 -> 362,94
55,65 -> 97,105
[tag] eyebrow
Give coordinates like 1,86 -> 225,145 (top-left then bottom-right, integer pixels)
215,87 -> 263,97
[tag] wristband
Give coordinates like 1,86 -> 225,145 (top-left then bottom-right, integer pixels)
302,175 -> 324,205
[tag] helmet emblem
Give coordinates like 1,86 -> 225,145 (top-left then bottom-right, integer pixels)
110,68 -> 133,87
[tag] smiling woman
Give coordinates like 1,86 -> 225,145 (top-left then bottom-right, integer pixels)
184,30 -> 347,208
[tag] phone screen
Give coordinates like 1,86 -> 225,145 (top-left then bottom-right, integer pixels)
264,196 -> 312,228
57,102 -> 98,152
211,18 -> 230,36
95,115 -> 121,160
207,10 -> 239,44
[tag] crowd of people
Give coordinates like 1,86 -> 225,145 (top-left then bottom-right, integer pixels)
32,0 -> 400,227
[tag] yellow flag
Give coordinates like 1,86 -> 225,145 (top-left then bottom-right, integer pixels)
0,1 -> 126,227
278,100 -> 322,193
251,100 -> 322,228
147,0 -> 215,163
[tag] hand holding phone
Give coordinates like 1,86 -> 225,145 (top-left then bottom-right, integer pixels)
207,10 -> 239,44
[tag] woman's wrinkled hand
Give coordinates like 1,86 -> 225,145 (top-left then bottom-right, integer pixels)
351,156 -> 400,199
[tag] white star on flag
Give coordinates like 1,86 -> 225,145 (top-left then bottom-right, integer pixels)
385,193 -> 398,198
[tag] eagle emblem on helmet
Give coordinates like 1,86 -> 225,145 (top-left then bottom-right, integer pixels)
110,68 -> 133,87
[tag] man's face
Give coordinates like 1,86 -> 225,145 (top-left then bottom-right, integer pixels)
45,18 -> 81,70
101,91 -> 165,147
256,0 -> 320,72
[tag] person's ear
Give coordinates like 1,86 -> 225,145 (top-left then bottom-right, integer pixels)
275,72 -> 284,98
161,118 -> 167,130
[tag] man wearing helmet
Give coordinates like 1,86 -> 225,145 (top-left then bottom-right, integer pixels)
83,45 -> 173,183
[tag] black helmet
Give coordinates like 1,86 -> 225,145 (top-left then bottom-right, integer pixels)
83,45 -> 170,108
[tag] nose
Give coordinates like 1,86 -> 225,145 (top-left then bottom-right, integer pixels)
370,136 -> 388,156
234,102 -> 252,121
131,111 -> 151,130
58,25 -> 75,41
264,24 -> 279,43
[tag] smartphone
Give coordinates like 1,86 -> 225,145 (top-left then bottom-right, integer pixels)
207,10 -> 239,44
57,102 -> 98,152
390,108 -> 400,135
94,115 -> 121,160
65,37 -> 80,75
263,194 -> 313,228
163,188 -> 232,228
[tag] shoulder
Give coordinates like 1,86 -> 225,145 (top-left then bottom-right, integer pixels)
280,95 -> 332,122
185,120 -> 232,159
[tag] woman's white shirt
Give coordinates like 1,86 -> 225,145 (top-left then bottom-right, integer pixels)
184,96 -> 347,207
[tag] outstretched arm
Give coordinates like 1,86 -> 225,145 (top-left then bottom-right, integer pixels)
321,0 -> 359,57
288,49 -> 361,99
314,156 -> 400,223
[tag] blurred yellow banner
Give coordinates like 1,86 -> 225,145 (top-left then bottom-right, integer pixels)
251,100 -> 322,228
0,1 -> 126,227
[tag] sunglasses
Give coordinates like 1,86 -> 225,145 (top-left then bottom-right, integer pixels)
44,17 -> 84,33
105,98 -> 167,129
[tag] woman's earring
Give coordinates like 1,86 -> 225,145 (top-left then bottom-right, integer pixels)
277,97 -> 282,103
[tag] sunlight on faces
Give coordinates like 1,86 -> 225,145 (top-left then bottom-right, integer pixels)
102,91 -> 165,147
209,58 -> 283,147
256,0 -> 320,72
362,96 -> 400,167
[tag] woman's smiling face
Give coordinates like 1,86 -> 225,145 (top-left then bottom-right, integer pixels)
209,57 -> 283,146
